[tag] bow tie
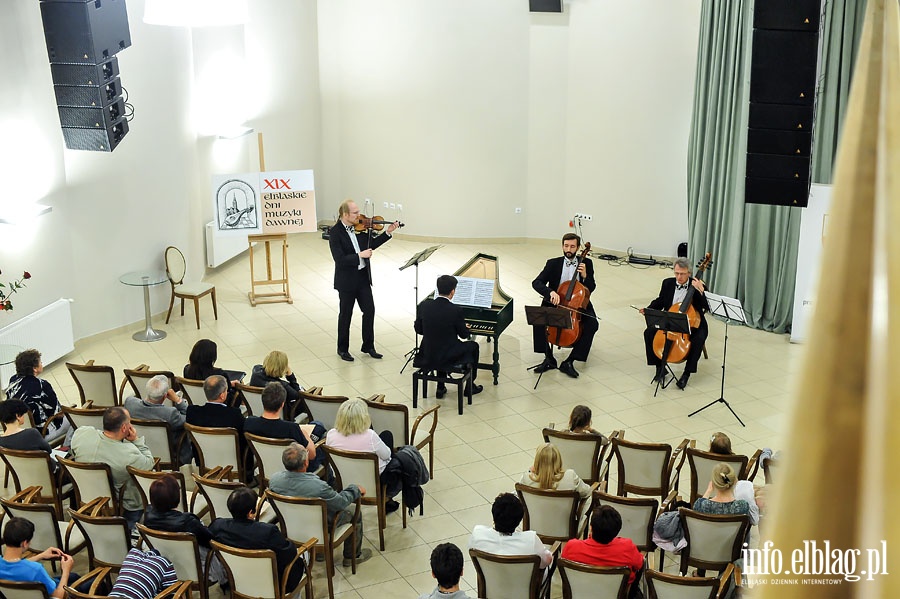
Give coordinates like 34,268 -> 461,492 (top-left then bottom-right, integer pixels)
676,283 -> 689,290
345,225 -> 355,233
564,259 -> 578,267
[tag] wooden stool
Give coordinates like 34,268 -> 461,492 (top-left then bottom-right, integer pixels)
412,364 -> 474,415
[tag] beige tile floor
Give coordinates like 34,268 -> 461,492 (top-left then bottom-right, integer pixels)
13,233 -> 800,597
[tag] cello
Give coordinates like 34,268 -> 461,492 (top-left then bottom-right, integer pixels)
546,242 -> 592,348
652,253 -> 713,364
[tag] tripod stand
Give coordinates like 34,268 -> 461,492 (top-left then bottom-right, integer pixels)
688,292 -> 747,426
525,305 -> 573,390
399,245 -> 442,374
643,309 -> 691,397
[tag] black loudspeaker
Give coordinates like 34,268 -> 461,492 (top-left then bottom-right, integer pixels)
746,153 -> 811,182
62,117 -> 129,152
530,0 -> 562,12
40,0 -> 131,64
54,77 -> 121,108
749,102 -> 814,131
50,57 -> 120,86
57,98 -> 126,129
753,0 -> 821,31
745,177 -> 810,207
677,242 -> 688,258
749,30 -> 818,104
747,129 -> 811,157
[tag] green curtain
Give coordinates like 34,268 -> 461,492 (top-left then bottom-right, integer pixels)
687,0 -> 869,333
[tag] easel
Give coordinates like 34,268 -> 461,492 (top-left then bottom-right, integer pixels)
525,305 -> 572,390
688,292 -> 747,426
399,245 -> 443,374
643,309 -> 690,397
247,133 -> 292,306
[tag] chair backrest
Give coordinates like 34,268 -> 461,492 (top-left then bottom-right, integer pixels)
62,405 -> 107,431
66,361 -> 119,407
558,558 -> 630,599
300,392 -> 347,429
763,456 -> 779,484
184,423 -> 241,479
0,579 -> 50,599
0,494 -> 64,553
245,432 -> 291,488
264,490 -> 329,548
127,466 -> 191,513
612,437 -> 689,501
192,474 -> 245,521
234,383 -> 265,417
685,447 -> 750,505
0,448 -> 58,505
165,246 -> 187,286
211,541 -> 281,599
326,446 -> 380,493
365,399 -> 409,447
58,456 -> 118,512
468,548 -> 543,599
543,428 -> 611,484
410,404 -> 439,450
124,368 -> 178,400
138,524 -> 203,585
175,377 -> 207,406
646,568 -> 722,599
678,508 -> 750,575
515,483 -> 583,543
131,418 -> 176,469
68,508 -> 131,570
593,490 -> 659,552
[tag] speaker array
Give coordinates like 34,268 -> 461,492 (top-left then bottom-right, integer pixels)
745,0 -> 821,207
40,0 -> 132,152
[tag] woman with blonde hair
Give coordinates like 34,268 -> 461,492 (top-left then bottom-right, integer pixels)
249,350 -> 309,421
692,463 -> 750,516
519,443 -> 591,499
706,432 -> 760,524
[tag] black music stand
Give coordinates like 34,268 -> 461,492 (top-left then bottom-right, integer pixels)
525,305 -> 573,390
644,309 -> 690,397
688,292 -> 747,426
399,245 -> 442,374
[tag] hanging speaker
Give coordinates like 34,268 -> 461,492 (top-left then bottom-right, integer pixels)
530,0 -> 562,12
62,118 -> 129,152
40,0 -> 131,64
57,98 -> 126,129
50,57 -> 120,87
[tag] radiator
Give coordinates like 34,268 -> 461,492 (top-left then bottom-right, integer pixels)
0,299 -> 75,385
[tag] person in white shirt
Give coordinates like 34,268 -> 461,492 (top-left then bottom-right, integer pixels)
467,492 -> 552,568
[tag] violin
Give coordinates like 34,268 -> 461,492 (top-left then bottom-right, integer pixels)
651,253 -> 713,364
546,242 -> 592,349
353,216 -> 405,232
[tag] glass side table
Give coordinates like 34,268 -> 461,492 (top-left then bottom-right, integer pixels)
119,270 -> 169,342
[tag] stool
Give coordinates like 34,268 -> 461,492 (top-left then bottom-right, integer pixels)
412,363 -> 474,415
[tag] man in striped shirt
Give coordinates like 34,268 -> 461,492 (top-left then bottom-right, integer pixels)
109,548 -> 177,599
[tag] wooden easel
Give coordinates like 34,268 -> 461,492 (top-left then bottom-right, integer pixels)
247,133 -> 292,305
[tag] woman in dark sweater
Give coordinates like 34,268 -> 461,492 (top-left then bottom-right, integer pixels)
184,339 -> 240,404
249,350 -> 310,421
5,350 -> 68,443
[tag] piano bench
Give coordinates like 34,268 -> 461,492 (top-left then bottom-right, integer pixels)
412,364 -> 474,415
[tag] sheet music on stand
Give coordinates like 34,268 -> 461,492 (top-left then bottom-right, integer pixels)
433,276 -> 495,309
705,292 -> 748,325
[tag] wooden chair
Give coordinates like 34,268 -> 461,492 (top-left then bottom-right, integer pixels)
175,377 -> 206,406
126,466 -> 208,519
211,539 -> 315,599
0,486 -> 86,563
123,366 -> 178,400
0,409 -> 67,449
646,565 -> 736,599
61,404 -> 106,432
542,427 -> 618,485
57,456 -> 123,515
610,435 -> 690,503
0,447 -> 73,518
66,360 -> 126,407
64,567 -> 193,599
299,391 -> 347,429
137,524 -> 215,599
366,398 -> 439,477
469,543 -> 560,599
265,489 -> 361,599
131,418 -> 183,471
184,423 -> 243,481
326,446 -> 405,551
245,432 -> 293,490
191,468 -> 277,523
165,245 -> 217,329
234,382 -> 265,416
593,490 -> 667,554
684,444 -> 761,505
412,363 -> 474,415
67,498 -> 132,572
515,482 -> 597,544
558,558 -> 631,599
678,508 -> 750,580
763,455 -> 779,484
0,578 -> 50,599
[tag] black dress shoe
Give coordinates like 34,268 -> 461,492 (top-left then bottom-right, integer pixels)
435,385 -> 447,399
559,360 -> 579,378
361,347 -> 383,359
466,383 -> 483,395
533,358 -> 557,374
676,372 -> 691,390
338,351 -> 355,362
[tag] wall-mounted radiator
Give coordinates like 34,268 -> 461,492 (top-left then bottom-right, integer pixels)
206,221 -> 249,268
0,299 -> 75,384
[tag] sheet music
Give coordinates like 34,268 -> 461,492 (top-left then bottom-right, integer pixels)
705,291 -> 748,323
432,276 -> 495,308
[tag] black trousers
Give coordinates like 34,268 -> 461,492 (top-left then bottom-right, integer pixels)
435,340 -> 480,383
336,269 -> 376,353
532,304 -> 598,363
643,319 -> 708,374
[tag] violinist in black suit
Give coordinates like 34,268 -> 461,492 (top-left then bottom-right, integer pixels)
329,199 -> 399,362
414,275 -> 483,398
640,257 -> 709,389
531,233 -> 598,379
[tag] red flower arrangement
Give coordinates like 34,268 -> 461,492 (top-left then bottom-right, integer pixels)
0,271 -> 32,311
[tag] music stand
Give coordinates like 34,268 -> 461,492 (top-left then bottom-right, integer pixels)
688,292 -> 747,426
644,309 -> 690,397
525,305 -> 573,390
399,245 -> 443,374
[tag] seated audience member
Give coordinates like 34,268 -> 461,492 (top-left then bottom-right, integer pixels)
123,374 -> 192,466
143,475 -> 226,587
325,397 -> 399,513
520,443 -> 591,500
565,405 -> 608,443
209,486 -> 305,593
419,543 -> 473,599
244,382 -> 324,471
561,506 -> 644,597
0,399 -> 54,459
249,350 -> 310,421
708,432 -> 760,524
5,349 -> 69,444
0,517 -> 74,598
186,375 -> 250,479
70,406 -> 155,530
468,493 -> 552,569
184,339 -> 240,404
693,463 -> 750,516
268,443 -> 371,566
108,548 -> 177,599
